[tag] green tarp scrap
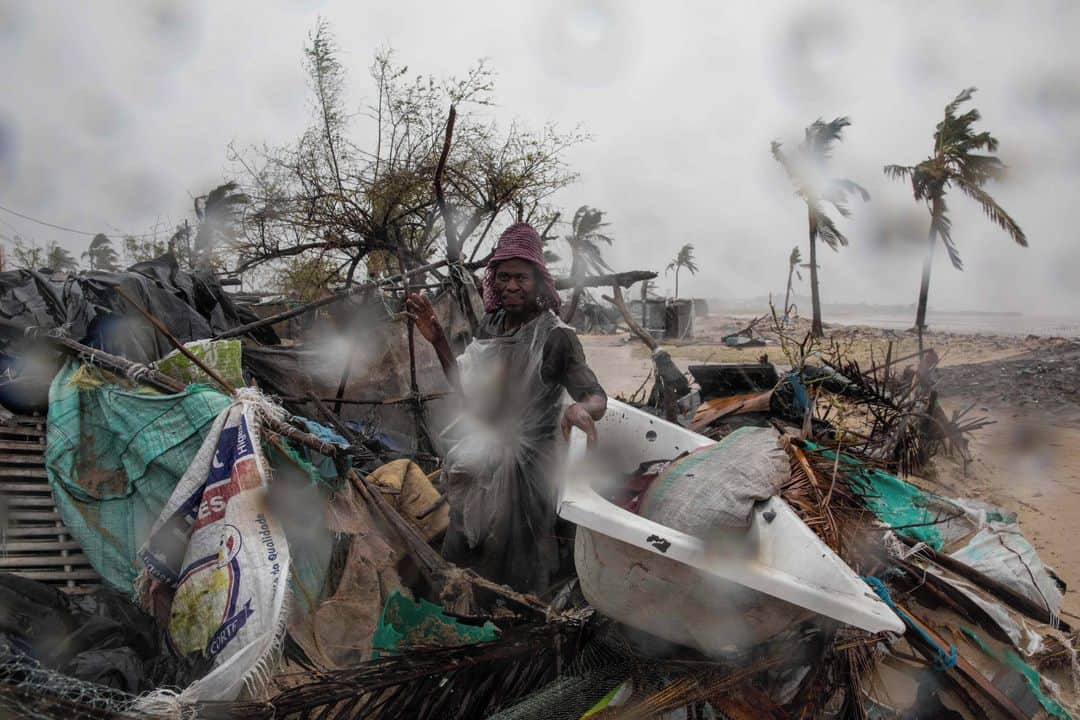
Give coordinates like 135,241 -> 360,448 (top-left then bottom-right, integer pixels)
804,442 -> 960,550
46,360 -> 230,590
961,627 -> 1072,719
44,360 -> 333,612
153,338 -> 244,389
372,590 -> 497,658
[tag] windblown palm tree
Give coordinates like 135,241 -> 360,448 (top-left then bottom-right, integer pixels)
885,88 -> 1026,343
783,245 -> 803,319
666,243 -> 698,298
83,233 -> 119,271
193,182 -> 250,270
44,242 -> 78,273
772,117 -> 869,337
562,205 -> 613,321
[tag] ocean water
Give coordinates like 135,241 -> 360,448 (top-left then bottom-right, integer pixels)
823,311 -> 1080,338
717,305 -> 1080,338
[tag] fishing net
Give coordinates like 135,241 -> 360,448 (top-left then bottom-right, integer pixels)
0,649 -> 148,720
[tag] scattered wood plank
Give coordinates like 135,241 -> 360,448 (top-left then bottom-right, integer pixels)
0,526 -> 78,538
3,496 -> 56,507
0,553 -> 89,568
5,510 -> 60,521
0,540 -> 84,552
0,453 -> 49,465
10,569 -> 100,582
0,468 -> 48,479
0,482 -> 51,493
0,440 -> 46,451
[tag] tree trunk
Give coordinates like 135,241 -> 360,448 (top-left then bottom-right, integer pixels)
563,254 -> 583,323
914,196 -> 941,350
640,279 -> 648,327
808,212 -> 823,338
783,266 -> 794,317
674,267 -> 680,298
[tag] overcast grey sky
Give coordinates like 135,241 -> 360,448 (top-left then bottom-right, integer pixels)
1,0 -> 1077,314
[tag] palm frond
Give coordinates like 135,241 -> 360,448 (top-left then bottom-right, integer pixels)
789,246 -> 803,267
806,116 -> 852,158
242,616 -> 591,720
955,177 -> 1028,247
571,205 -> 606,237
931,202 -> 963,270
883,164 -> 914,182
944,87 -> 977,118
958,153 -> 1007,184
770,140 -> 793,175
827,177 -> 870,202
814,210 -> 848,250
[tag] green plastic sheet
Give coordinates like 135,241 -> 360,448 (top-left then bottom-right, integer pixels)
804,442 -> 958,550
372,591 -> 497,658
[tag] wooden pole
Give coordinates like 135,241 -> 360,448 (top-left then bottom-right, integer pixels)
212,255 -> 488,341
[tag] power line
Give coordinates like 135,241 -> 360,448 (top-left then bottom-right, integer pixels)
0,203 -> 163,239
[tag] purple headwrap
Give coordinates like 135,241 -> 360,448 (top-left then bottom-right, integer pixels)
482,222 -> 562,314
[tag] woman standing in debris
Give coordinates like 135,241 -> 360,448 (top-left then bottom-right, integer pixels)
406,222 -> 607,595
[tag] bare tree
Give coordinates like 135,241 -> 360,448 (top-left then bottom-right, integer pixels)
229,21 -> 585,299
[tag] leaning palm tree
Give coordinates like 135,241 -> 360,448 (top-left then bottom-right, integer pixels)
782,245 -> 803,320
666,243 -> 698,298
562,206 -> 613,322
192,182 -> 250,270
772,117 -> 869,337
885,87 -> 1026,345
44,242 -> 78,273
83,233 -> 119,271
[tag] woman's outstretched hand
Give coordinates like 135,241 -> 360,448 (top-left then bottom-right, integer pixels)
561,402 -> 598,447
405,293 -> 444,345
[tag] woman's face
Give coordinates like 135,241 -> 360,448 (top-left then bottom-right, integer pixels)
494,258 -> 539,315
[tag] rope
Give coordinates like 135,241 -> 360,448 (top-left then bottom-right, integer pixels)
124,363 -> 152,384
864,575 -> 957,671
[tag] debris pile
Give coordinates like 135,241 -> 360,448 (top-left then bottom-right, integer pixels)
0,260 -> 1074,719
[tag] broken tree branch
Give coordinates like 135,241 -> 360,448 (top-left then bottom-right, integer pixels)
435,104 -> 460,261
603,284 -> 658,352
555,270 -> 655,291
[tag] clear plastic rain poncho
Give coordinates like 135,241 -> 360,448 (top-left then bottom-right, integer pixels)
441,309 -> 568,594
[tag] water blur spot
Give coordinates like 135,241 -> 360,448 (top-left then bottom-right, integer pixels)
0,1 -> 28,45
534,0 -> 635,87
0,113 -> 15,186
78,92 -> 129,139
773,8 -> 849,104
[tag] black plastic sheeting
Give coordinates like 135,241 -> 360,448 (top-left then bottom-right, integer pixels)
0,573 -> 207,693
0,254 -> 278,411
